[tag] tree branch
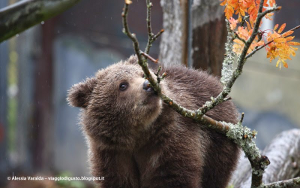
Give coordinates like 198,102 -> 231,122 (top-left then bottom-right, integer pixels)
144,0 -> 164,54
0,0 -> 81,43
198,3 -> 281,117
122,2 -> 264,186
141,51 -> 159,63
122,3 -> 160,94
122,1 -> 300,188
234,31 -> 247,45
144,0 -> 153,54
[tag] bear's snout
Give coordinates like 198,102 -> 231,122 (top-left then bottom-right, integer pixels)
143,79 -> 155,93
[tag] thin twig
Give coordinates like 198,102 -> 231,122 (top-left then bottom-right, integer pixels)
141,51 -> 159,63
145,0 -> 153,54
239,112 -> 245,124
152,29 -> 164,42
144,0 -> 164,54
234,32 -> 247,44
122,3 -> 160,93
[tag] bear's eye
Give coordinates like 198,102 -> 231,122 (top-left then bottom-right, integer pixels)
119,82 -> 129,91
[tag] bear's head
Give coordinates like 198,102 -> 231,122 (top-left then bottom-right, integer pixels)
67,56 -> 162,149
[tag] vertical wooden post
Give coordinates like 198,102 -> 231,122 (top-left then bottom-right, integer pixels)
32,18 -> 57,171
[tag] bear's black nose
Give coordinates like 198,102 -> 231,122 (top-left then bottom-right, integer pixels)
143,79 -> 154,93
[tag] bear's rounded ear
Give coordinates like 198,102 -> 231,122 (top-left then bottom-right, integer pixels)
126,55 -> 138,65
67,77 -> 97,108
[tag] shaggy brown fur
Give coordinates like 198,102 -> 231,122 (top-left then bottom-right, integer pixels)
67,56 -> 240,188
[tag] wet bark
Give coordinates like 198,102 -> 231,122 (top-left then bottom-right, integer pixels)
0,0 -> 81,43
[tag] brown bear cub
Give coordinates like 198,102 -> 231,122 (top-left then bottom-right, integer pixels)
67,56 -> 240,188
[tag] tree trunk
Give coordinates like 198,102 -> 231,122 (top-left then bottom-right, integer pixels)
159,0 -> 189,66
230,129 -> 300,188
159,0 -> 226,76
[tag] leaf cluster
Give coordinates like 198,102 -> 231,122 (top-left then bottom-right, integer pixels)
221,0 -> 300,68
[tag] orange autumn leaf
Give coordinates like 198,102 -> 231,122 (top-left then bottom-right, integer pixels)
220,0 -> 227,6
269,0 -> 276,7
220,0 -> 275,28
265,12 -> 274,20
225,5 -> 235,20
288,42 -> 300,46
246,21 -> 251,30
285,36 -> 295,41
229,17 -> 238,30
282,30 -> 294,37
278,23 -> 286,34
274,38 -> 286,43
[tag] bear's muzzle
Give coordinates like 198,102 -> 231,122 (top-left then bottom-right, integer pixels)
143,79 -> 155,93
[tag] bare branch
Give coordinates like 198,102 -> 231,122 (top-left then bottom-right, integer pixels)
0,0 -> 81,43
144,0 -> 164,54
145,0 -> 153,54
141,51 -> 159,63
152,29 -> 164,42
122,3 -> 160,94
234,32 -> 247,45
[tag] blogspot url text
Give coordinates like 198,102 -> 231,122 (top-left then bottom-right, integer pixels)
7,176 -> 104,181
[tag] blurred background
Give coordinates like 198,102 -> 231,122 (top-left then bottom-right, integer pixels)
0,0 -> 299,187
0,0 -> 162,187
